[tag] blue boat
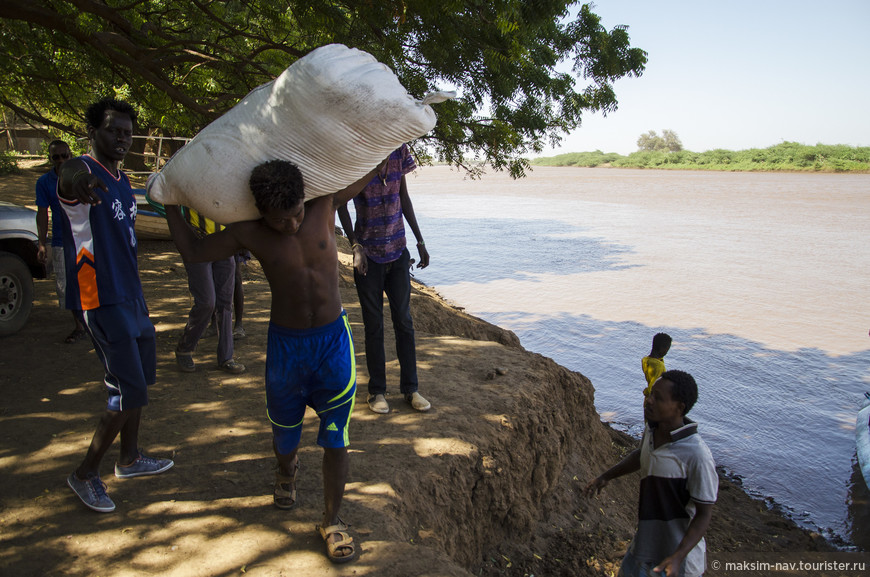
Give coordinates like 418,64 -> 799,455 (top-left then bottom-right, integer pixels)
134,191 -> 170,240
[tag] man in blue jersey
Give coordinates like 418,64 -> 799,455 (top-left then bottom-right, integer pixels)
337,143 -> 431,414
58,97 -> 173,513
35,139 -> 86,343
585,370 -> 718,577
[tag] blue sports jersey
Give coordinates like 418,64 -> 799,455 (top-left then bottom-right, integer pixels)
35,170 -> 65,248
60,155 -> 143,310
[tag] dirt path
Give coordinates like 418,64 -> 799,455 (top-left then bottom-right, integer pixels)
0,165 -> 838,576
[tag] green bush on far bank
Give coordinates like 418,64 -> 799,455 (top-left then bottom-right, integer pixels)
530,142 -> 870,172
532,151 -> 623,168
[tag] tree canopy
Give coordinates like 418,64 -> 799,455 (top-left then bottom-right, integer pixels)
637,129 -> 682,152
0,1 -> 646,176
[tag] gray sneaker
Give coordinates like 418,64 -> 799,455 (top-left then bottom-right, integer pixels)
367,394 -> 390,414
115,451 -> 174,479
405,392 -> 431,412
67,472 -> 116,513
175,351 -> 195,373
219,359 -> 246,374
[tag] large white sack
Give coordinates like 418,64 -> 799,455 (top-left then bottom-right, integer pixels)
146,43 -> 453,223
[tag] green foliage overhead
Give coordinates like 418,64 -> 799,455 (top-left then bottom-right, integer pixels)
0,0 -> 647,177
529,142 -> 870,172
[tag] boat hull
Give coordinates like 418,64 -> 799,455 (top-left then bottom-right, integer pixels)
135,193 -> 171,240
858,394 -> 870,489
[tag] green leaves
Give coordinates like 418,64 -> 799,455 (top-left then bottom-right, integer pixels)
0,0 -> 646,177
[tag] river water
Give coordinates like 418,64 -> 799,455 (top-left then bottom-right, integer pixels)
399,165 -> 870,549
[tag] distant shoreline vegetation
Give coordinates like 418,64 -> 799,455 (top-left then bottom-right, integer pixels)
530,142 -> 870,173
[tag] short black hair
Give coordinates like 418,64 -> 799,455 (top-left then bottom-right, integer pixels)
652,332 -> 672,351
249,160 -> 305,214
660,369 -> 698,415
85,97 -> 138,130
48,139 -> 68,149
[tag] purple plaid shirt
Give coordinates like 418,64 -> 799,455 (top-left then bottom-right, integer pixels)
351,144 -> 417,264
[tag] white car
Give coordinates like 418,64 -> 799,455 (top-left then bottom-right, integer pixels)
0,201 -> 47,336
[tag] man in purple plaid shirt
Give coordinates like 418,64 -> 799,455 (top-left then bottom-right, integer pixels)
338,144 -> 432,414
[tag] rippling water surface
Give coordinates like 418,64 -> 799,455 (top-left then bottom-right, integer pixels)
398,166 -> 870,548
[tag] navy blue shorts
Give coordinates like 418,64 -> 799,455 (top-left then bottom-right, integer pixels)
78,297 -> 156,411
265,311 -> 356,453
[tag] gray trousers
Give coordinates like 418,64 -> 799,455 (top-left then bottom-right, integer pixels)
176,256 -> 236,364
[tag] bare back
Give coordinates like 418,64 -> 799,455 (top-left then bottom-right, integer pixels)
229,195 -> 341,329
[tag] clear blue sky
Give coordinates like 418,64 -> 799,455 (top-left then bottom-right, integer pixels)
538,0 -> 870,156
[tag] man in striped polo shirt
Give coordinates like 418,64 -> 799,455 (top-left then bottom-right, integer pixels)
585,370 -> 718,576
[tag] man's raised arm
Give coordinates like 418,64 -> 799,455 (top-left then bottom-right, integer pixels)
164,205 -> 244,263
58,158 -> 105,205
332,161 -> 387,208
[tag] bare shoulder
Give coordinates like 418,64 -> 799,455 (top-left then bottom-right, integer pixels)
308,193 -> 335,208
225,218 -> 267,244
227,218 -> 265,232
309,194 -> 343,218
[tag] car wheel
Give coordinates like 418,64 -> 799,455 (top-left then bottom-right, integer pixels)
0,251 -> 35,337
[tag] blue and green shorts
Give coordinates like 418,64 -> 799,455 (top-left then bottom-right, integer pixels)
265,311 -> 356,453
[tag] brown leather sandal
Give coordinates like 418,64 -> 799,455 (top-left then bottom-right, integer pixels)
317,518 -> 356,564
273,461 -> 298,509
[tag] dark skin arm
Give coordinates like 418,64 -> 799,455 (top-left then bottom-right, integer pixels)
164,206 -> 248,264
36,207 -> 49,264
398,174 -> 429,269
654,502 -> 714,576
336,203 -> 354,245
582,448 -> 641,496
337,203 -> 367,274
58,158 -> 105,204
333,160 -> 385,208
166,162 -> 384,264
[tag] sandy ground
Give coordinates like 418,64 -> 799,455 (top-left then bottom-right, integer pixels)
0,165 -> 847,576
